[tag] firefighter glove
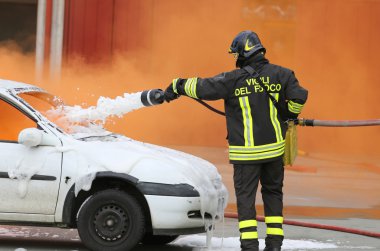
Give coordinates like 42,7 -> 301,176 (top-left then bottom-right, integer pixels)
164,79 -> 180,102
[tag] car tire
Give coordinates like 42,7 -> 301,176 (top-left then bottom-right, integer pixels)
77,189 -> 145,251
141,233 -> 179,245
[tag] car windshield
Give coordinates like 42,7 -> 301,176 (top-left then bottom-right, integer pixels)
17,91 -> 105,135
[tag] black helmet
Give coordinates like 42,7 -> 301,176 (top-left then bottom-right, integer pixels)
229,31 -> 266,59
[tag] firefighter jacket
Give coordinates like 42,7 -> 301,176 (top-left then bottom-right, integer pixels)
173,54 -> 308,164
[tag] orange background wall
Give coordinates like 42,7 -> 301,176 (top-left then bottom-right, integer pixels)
2,0 -> 378,157
59,0 -> 380,156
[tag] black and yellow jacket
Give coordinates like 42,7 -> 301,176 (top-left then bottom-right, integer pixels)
173,54 -> 308,164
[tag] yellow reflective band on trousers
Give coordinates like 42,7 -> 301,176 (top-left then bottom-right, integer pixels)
269,93 -> 283,142
239,96 -> 254,146
184,77 -> 198,99
266,228 -> 284,236
288,100 -> 304,114
239,219 -> 257,229
265,216 -> 284,224
241,231 -> 258,239
229,140 -> 285,161
172,78 -> 179,94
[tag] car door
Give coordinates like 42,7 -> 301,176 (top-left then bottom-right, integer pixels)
0,98 -> 62,216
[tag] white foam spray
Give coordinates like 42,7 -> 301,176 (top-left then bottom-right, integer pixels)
46,92 -> 144,133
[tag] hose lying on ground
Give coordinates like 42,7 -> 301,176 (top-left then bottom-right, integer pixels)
297,118 -> 380,127
224,212 -> 380,239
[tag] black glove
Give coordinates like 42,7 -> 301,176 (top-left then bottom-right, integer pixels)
164,82 -> 180,103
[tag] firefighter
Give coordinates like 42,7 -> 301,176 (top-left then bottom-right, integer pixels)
164,30 -> 308,251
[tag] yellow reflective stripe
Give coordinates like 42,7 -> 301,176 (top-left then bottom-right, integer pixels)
191,78 -> 198,99
289,100 -> 303,108
189,78 -> 195,98
269,93 -> 283,141
246,97 -> 254,145
229,147 -> 285,161
241,231 -> 258,239
265,216 -> 284,224
229,140 -> 285,153
172,78 -> 179,94
288,104 -> 300,114
267,228 -> 284,236
239,96 -> 254,146
288,100 -> 304,114
239,97 -> 248,146
239,220 -> 257,229
184,79 -> 192,97
184,78 -> 198,98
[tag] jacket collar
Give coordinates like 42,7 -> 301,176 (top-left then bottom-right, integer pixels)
240,52 -> 269,70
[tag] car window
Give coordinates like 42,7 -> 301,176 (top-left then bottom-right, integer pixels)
17,92 -> 70,133
0,98 -> 36,142
18,92 -> 57,114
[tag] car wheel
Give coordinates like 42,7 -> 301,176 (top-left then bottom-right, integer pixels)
141,233 -> 179,245
77,189 -> 145,251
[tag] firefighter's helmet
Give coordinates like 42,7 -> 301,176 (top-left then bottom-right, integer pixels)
229,31 -> 265,59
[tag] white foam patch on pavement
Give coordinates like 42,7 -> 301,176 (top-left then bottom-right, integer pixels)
172,235 -> 374,250
0,226 -> 30,237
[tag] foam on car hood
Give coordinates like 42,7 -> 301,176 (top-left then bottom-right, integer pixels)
59,133 -> 228,221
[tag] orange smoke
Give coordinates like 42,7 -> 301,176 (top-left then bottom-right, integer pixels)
0,0 -> 379,157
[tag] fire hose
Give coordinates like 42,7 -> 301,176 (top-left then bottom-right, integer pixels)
142,89 -> 380,126
191,97 -> 380,127
143,89 -> 380,238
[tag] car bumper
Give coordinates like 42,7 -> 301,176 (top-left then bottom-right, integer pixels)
144,195 -> 207,233
137,182 -> 227,234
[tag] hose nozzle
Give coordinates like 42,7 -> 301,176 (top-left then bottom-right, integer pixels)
141,89 -> 165,107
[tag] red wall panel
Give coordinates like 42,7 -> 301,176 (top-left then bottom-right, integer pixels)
63,0 -> 154,63
64,0 -> 115,63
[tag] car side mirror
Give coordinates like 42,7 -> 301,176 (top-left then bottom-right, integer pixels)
18,128 -> 60,147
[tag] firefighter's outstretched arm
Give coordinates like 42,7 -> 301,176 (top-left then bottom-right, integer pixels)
164,72 -> 233,102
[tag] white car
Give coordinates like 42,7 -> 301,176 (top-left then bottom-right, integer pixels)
0,79 -> 228,251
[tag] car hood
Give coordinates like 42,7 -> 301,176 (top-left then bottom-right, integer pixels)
60,132 -> 228,218
70,132 -> 221,184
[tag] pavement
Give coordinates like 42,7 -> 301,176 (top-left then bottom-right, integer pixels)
0,217 -> 379,250
0,146 -> 379,250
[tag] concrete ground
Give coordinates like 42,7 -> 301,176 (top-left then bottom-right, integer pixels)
0,217 -> 378,250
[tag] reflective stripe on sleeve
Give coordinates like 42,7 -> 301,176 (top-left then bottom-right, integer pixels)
184,77 -> 198,99
172,78 -> 179,94
239,219 -> 258,229
288,100 -> 304,114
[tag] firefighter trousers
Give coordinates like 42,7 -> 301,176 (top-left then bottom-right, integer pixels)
233,159 -> 284,250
